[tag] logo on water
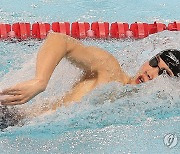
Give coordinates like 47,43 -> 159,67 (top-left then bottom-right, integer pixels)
164,133 -> 178,148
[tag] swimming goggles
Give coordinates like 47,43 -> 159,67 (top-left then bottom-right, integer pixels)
149,56 -> 171,76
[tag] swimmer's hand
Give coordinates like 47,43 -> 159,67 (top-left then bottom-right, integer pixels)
0,79 -> 46,106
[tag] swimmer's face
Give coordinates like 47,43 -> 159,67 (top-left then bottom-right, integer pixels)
133,56 -> 174,84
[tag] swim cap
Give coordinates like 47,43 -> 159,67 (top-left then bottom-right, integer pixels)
159,49 -> 180,77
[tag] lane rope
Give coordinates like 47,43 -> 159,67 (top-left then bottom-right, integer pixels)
0,21 -> 180,40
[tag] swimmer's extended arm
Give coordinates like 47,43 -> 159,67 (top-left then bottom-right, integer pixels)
0,32 -> 122,105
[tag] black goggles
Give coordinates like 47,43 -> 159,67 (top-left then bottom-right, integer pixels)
149,56 -> 171,76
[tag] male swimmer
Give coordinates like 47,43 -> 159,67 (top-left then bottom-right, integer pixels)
0,33 -> 179,118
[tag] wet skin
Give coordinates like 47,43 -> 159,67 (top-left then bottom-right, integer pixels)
0,33 -> 174,117
130,57 -> 174,84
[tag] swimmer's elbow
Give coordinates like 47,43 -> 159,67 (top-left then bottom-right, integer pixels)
47,32 -> 67,39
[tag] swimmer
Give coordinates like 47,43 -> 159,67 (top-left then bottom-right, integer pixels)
0,33 -> 179,117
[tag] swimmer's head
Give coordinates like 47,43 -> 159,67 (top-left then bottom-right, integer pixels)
130,49 -> 180,84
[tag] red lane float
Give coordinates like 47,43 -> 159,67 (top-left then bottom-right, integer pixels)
168,21 -> 180,31
32,23 -> 50,39
110,22 -> 129,38
0,23 -> 11,39
71,22 -> 90,38
0,21 -> 179,40
91,22 -> 109,38
148,22 -> 166,34
12,23 -> 31,39
52,22 -> 70,35
130,22 -> 149,39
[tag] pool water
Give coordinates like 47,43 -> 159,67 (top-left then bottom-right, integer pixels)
0,0 -> 180,153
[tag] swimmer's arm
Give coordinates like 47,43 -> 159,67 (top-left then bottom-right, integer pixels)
0,32 -> 116,105
34,32 -> 110,86
0,33 -> 82,105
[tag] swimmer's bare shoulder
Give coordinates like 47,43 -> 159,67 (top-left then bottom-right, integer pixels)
64,34 -> 129,84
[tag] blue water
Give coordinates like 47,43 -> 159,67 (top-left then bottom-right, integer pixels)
0,0 -> 180,153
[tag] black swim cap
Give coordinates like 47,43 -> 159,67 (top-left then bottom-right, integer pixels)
159,49 -> 180,77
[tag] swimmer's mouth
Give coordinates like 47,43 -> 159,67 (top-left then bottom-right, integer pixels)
136,76 -> 144,84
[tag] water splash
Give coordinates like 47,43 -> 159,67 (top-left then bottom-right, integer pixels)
0,31 -> 180,154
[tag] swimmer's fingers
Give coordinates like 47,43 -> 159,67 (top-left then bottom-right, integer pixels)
0,91 -> 22,96
0,95 -> 25,105
1,100 -> 25,106
0,88 -> 21,95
